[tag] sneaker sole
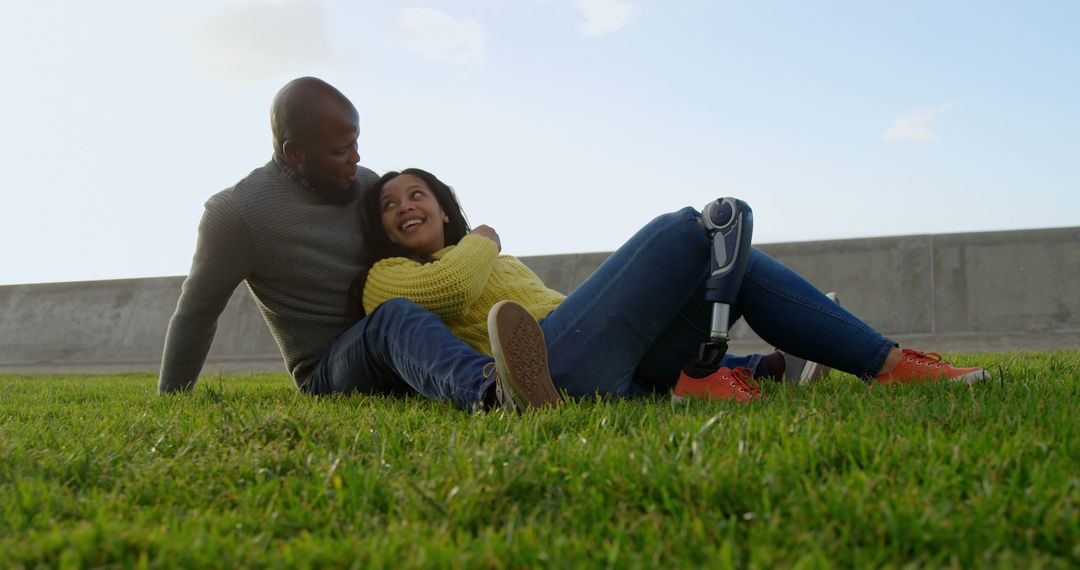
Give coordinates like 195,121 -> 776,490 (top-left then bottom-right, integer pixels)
488,301 -> 562,410
950,369 -> 991,384
797,360 -> 826,385
877,367 -> 992,385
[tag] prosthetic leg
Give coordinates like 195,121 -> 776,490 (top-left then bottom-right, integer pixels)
671,198 -> 760,402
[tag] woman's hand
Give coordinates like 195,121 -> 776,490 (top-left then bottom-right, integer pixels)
468,225 -> 502,252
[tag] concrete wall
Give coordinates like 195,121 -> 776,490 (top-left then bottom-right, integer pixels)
0,277 -> 281,370
745,228 -> 1079,335
517,227 -> 1080,351
1,227 -> 1077,372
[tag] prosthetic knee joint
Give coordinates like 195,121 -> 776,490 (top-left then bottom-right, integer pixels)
695,197 -> 754,369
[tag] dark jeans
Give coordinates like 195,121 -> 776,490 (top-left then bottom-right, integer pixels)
309,208 -> 896,407
307,298 -> 496,411
539,208 -> 896,397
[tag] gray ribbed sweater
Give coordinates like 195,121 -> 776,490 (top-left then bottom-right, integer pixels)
158,159 -> 379,393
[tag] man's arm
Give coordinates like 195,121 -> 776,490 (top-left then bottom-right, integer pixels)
159,193 -> 256,394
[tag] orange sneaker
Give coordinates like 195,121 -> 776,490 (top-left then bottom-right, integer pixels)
874,349 -> 989,385
672,366 -> 762,403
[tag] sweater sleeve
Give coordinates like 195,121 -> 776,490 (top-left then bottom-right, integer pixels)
362,235 -> 499,319
158,193 -> 256,394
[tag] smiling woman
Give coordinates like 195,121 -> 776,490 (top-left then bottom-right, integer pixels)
351,168 -> 992,404
379,173 -> 451,257
347,169 -> 474,320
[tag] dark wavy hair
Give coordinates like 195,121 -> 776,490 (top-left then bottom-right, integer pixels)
346,168 -> 471,321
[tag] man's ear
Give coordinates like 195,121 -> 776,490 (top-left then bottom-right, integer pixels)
282,140 -> 303,166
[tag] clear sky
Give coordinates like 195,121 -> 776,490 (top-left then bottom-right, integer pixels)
2,0 -> 1078,285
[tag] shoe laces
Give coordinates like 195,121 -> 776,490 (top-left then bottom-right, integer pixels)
729,366 -> 760,394
483,360 -> 513,412
901,348 -> 949,369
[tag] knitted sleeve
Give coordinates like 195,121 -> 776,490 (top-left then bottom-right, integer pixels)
159,192 -> 256,394
362,235 -> 499,319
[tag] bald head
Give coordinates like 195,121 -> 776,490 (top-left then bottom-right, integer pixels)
270,77 -> 362,204
271,77 -> 357,159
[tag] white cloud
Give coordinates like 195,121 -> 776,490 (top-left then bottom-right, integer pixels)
185,0 -> 335,82
574,0 -> 636,36
884,103 -> 955,143
398,8 -> 487,67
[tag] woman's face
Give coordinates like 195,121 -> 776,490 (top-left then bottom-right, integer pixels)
379,174 -> 448,257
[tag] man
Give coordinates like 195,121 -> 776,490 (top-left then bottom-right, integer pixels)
159,77 -> 560,412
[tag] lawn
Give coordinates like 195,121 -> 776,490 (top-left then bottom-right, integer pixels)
1,350 -> 1077,568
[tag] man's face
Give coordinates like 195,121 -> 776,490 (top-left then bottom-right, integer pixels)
287,102 -> 361,202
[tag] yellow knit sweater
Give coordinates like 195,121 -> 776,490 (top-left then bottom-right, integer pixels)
362,235 -> 566,356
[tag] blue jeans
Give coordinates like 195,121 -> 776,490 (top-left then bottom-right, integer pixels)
538,207 -> 896,397
307,298 -> 496,411
309,207 -> 895,407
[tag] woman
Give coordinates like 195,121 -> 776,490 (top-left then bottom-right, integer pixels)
349,168 -> 988,401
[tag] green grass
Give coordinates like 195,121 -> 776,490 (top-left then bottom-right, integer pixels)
1,351 -> 1077,569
